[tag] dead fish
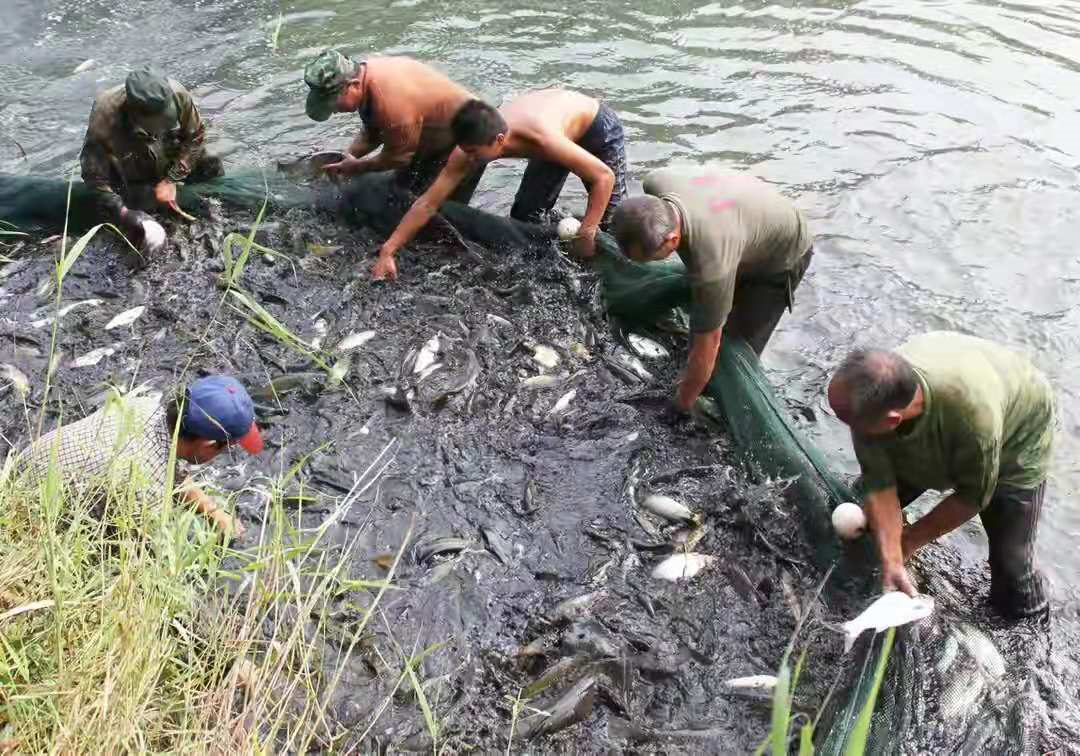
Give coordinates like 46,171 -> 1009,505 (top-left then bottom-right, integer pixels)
328,355 -> 351,385
840,592 -> 935,652
105,305 -> 146,330
72,58 -> 96,73
533,345 -> 561,370
524,676 -> 597,740
481,527 -> 513,565
553,591 -> 604,623
651,553 -> 715,582
521,374 -> 562,390
413,536 -> 472,565
546,388 -> 576,418
724,674 -> 778,692
628,333 -> 670,360
31,298 -> 103,328
70,346 -> 115,368
335,330 -> 376,352
276,150 -> 347,180
413,335 -> 440,374
570,342 -> 590,361
0,364 -> 30,398
486,313 -> 513,329
306,242 -> 342,257
250,373 -> 322,401
617,353 -> 654,381
522,478 -> 539,514
640,494 -> 699,524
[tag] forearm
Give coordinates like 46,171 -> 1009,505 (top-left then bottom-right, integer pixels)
865,488 -> 905,567
353,148 -> 414,174
347,133 -> 378,159
677,330 -> 722,410
581,171 -> 614,230
180,479 -> 218,515
902,492 -> 978,558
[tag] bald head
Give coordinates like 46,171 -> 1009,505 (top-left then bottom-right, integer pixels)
828,348 -> 919,432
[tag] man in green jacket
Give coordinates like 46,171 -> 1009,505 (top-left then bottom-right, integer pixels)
80,67 -> 222,243
828,332 -> 1055,618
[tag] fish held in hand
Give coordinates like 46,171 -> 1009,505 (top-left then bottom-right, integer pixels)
841,592 -> 935,651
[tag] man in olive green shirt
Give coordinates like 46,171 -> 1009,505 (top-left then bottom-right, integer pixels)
828,332 -> 1055,618
611,166 -> 813,411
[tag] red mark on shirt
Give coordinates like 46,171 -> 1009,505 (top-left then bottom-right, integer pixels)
691,175 -> 718,185
710,198 -> 735,212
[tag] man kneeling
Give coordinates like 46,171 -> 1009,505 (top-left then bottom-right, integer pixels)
828,332 -> 1055,618
18,375 -> 264,538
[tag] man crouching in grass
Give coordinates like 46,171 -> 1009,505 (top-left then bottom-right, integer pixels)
15,374 -> 264,539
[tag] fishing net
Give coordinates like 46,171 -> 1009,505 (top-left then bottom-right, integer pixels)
2,167 -> 1077,753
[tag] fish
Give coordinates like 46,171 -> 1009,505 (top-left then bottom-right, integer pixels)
334,330 -> 376,352
516,675 -> 597,740
517,636 -> 552,658
618,353 -> 654,381
481,527 -> 513,565
640,494 -> 699,524
628,333 -> 670,360
486,313 -> 513,329
413,536 -> 472,565
327,355 -> 351,385
30,298 -> 103,328
72,58 -> 96,74
104,305 -> 146,330
141,219 -> 167,254
671,524 -> 707,552
70,346 -> 115,368
546,388 -> 576,418
651,553 -> 716,582
276,150 -> 348,180
532,345 -> 560,370
553,591 -> 604,622
724,674 -> 779,691
521,374 -> 562,390
570,342 -> 590,360
0,364 -> 30,398
413,335 -> 440,374
840,592 -> 935,652
306,242 -> 342,257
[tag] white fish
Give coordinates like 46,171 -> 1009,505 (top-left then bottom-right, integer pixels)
832,502 -> 867,540
640,494 -> 697,524
651,553 -> 715,582
413,335 -> 440,374
532,345 -> 560,370
141,219 -> 167,253
105,305 -> 146,330
841,592 -> 935,652
335,330 -> 376,352
30,298 -> 103,328
328,355 -> 351,385
628,333 -> 670,360
617,353 -> 654,381
486,313 -> 513,329
310,318 -> 328,349
521,374 -> 561,390
1,364 -> 30,398
71,346 -> 115,368
546,388 -> 576,418
73,58 -> 96,73
724,675 -> 779,691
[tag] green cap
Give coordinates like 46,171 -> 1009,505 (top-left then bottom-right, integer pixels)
303,49 -> 357,122
124,67 -> 178,121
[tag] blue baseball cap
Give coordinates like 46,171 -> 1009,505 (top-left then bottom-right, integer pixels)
182,375 -> 264,454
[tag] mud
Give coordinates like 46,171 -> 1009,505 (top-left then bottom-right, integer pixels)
2,194 -> 1079,753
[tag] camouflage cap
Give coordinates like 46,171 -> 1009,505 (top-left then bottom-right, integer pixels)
304,49 -> 358,122
124,67 -> 178,121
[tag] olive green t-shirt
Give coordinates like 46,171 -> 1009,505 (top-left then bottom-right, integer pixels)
853,332 -> 1055,510
642,166 -> 812,333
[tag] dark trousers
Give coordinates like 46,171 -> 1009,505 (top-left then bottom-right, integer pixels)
394,149 -> 486,205
725,247 -> 814,356
509,102 -> 628,230
897,481 -> 1048,617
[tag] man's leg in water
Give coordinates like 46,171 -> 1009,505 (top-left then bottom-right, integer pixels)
509,158 -> 570,225
981,483 -> 1048,618
725,248 -> 814,356
576,103 -> 628,230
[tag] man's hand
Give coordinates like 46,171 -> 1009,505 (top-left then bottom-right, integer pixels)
882,560 -> 917,596
372,251 -> 398,281
154,179 -> 177,206
571,224 -> 598,259
209,508 -> 246,540
324,155 -> 363,177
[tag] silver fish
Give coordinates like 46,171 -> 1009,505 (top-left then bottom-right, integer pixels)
532,345 -> 560,370
276,150 -> 347,180
31,298 -> 103,328
840,592 -> 934,651
640,494 -> 698,524
617,353 -> 654,381
72,58 -> 96,73
552,591 -> 604,622
1,364 -> 30,398
546,388 -> 576,418
105,305 -> 146,330
521,374 -> 562,390
516,676 -> 597,740
413,335 -> 440,374
71,346 -> 115,368
628,333 -> 670,360
651,553 -> 715,582
724,674 -> 778,691
414,536 -> 472,564
334,330 -> 376,352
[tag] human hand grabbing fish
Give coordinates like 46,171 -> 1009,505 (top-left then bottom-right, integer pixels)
371,252 -> 398,281
840,591 -> 934,652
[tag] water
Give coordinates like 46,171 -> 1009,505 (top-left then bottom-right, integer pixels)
3,0 -> 1080,747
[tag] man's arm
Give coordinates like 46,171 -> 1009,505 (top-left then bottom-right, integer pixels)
372,148 -> 473,279
179,476 -> 245,538
864,487 -> 917,595
902,492 -> 979,559
676,328 -> 722,411
330,122 -> 419,176
536,135 -> 613,254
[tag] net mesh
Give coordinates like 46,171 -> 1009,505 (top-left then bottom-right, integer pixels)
2,167 -> 1077,754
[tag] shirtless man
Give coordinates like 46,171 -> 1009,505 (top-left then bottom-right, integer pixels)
371,90 -> 629,280
302,49 -> 485,201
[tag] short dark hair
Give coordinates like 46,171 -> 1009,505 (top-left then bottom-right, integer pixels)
611,196 -> 677,256
833,349 -> 919,423
451,99 -> 508,146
